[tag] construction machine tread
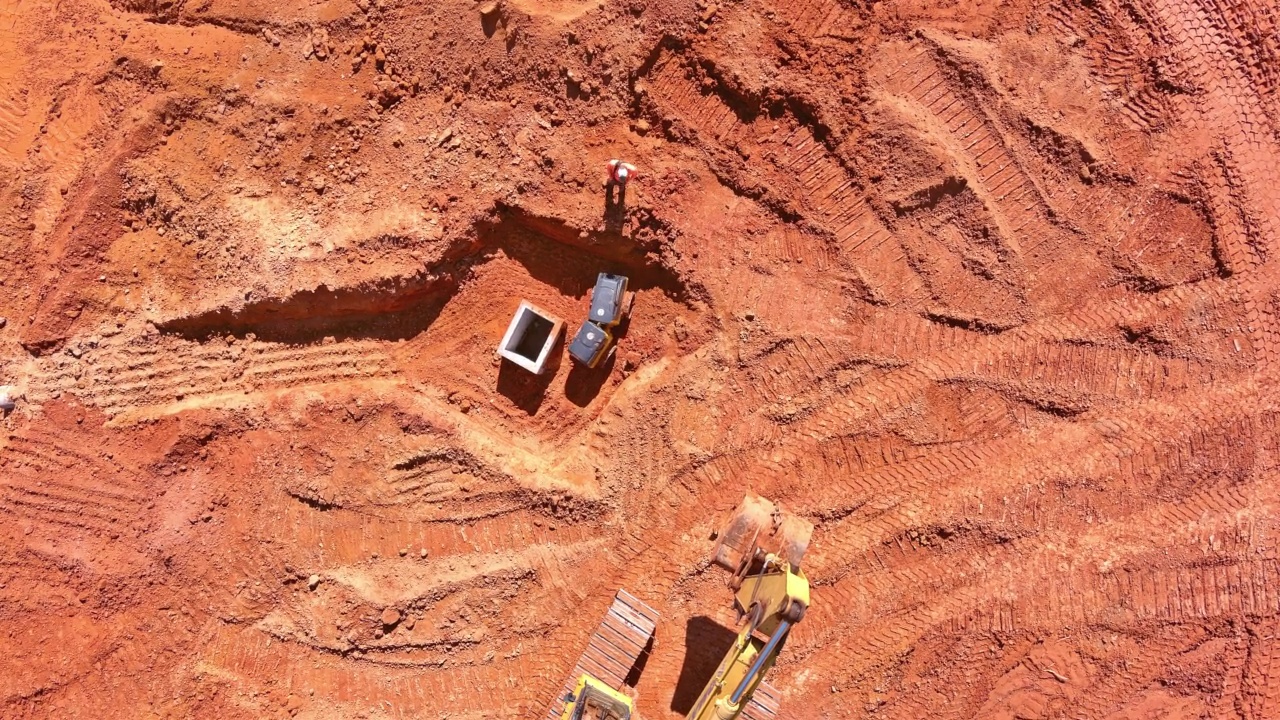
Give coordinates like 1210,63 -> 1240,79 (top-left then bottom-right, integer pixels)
741,680 -> 781,720
543,589 -> 659,720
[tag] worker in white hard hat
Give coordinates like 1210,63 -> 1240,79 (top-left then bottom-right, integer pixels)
605,159 -> 637,189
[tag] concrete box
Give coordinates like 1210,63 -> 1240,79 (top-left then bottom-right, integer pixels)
497,301 -> 564,374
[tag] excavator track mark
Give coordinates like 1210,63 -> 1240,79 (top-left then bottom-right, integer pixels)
543,589 -> 659,719
741,680 -> 781,720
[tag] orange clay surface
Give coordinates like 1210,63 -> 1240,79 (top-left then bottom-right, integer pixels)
2,0 -> 1280,718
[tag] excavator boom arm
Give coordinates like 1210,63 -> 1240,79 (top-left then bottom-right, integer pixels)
687,495 -> 812,720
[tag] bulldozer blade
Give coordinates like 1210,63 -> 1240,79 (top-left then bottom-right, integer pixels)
543,588 -> 658,719
712,494 -> 813,573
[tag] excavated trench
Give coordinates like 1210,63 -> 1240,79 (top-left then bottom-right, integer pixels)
157,209 -> 692,347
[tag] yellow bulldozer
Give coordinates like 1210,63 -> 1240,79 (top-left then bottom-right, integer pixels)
550,494 -> 812,720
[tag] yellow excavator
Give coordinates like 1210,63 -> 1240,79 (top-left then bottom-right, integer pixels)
549,589 -> 659,720
686,494 -> 812,720
550,494 -> 811,720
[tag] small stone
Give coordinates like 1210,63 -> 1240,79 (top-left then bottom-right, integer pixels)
308,574 -> 321,590
311,175 -> 327,193
1079,164 -> 1093,183
478,1 -> 499,17
700,4 -> 717,22
381,607 -> 401,626
398,547 -> 408,556
0,317 -> 7,328
633,118 -> 650,135
420,548 -> 429,558
404,616 -> 416,630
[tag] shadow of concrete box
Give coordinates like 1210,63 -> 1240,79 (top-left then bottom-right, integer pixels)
497,301 -> 565,375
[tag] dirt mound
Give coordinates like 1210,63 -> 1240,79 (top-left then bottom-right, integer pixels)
2,0 -> 1279,717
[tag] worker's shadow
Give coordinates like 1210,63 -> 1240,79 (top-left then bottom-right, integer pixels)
603,182 -> 627,234
670,616 -> 740,715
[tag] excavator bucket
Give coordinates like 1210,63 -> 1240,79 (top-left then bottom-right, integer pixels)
712,494 -> 813,574
545,589 -> 659,720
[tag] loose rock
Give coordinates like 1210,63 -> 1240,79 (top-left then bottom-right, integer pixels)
381,607 -> 401,626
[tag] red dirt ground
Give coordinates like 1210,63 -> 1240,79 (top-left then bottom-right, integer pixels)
2,0 -> 1279,717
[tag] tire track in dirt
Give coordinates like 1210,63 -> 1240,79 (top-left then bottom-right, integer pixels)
1064,629 -> 1212,720
875,40 -> 1113,315
0,430 -> 149,538
0,0 -> 30,168
785,478 -> 1280,710
200,541 -> 611,718
646,53 -> 930,308
28,83 -> 104,236
770,391 -> 1276,696
200,623 -> 532,718
767,0 -> 863,43
726,297 -> 1244,457
27,333 -> 397,417
1137,0 -> 1280,370
804,374 -> 1273,573
1046,0 -> 1180,133
1243,620 -> 1280,719
733,273 -> 1246,423
266,502 -> 596,567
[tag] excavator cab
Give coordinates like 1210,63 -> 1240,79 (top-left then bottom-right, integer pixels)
560,674 -> 633,720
